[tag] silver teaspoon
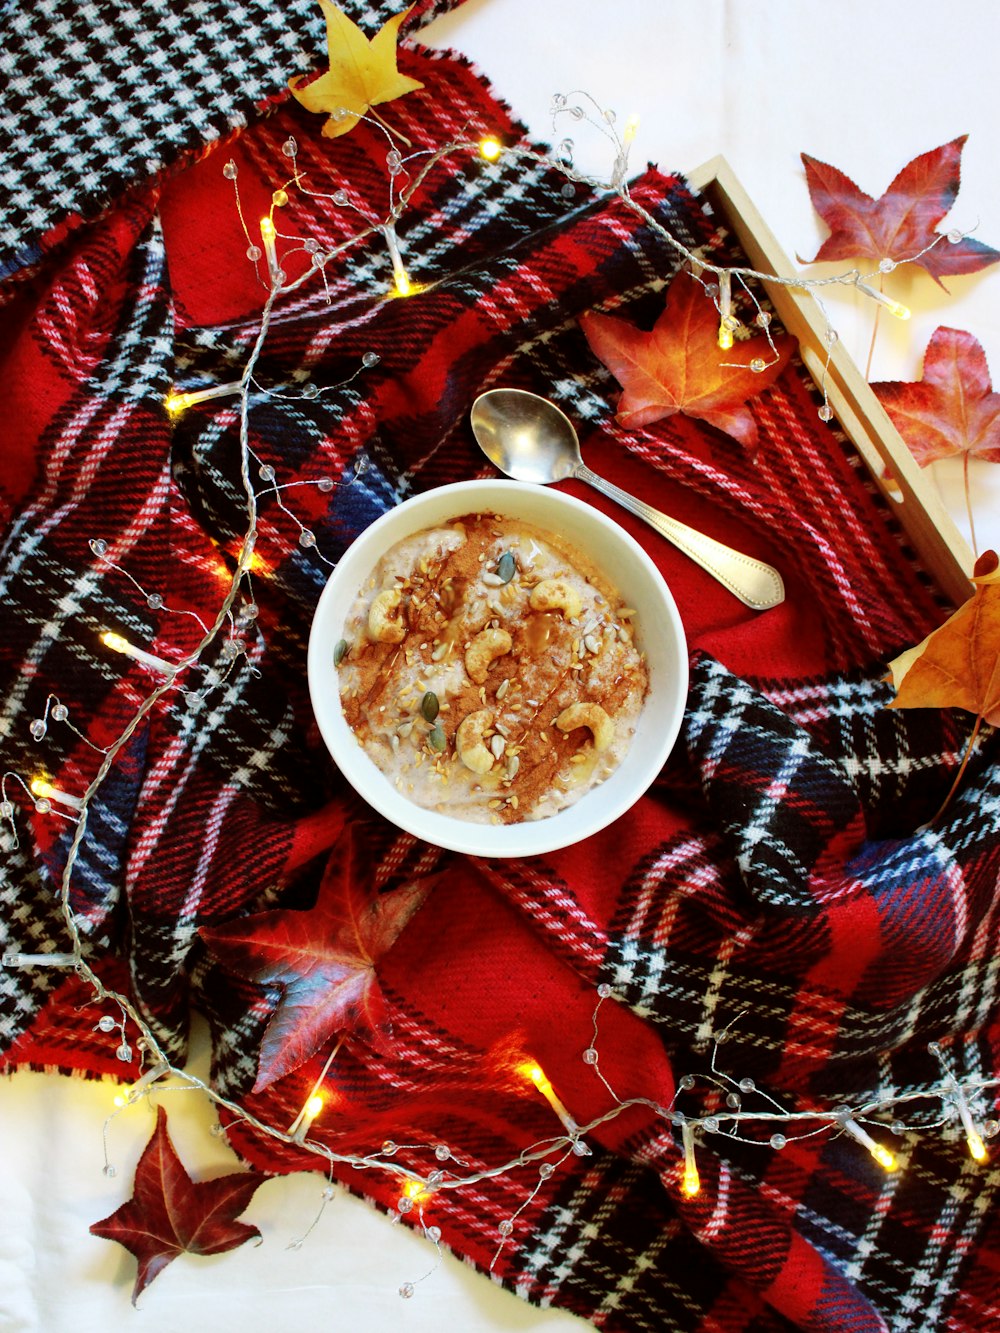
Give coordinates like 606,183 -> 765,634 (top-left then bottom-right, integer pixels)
470,388 -> 784,611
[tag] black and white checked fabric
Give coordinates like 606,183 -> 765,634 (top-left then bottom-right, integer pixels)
0,0 -> 464,279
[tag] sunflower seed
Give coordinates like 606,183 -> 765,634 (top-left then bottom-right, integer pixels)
490,734 -> 506,759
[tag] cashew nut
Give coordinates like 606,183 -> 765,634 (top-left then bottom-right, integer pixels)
456,709 -> 495,774
464,627 -> 513,684
529,577 -> 583,620
554,702 -> 614,752
368,588 -> 406,644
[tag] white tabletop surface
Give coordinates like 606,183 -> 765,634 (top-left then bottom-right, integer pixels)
3,3 -> 999,1330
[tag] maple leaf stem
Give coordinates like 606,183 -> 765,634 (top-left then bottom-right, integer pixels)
930,712 -> 984,825
370,107 -> 413,147
864,286 -> 883,381
964,451 -> 979,557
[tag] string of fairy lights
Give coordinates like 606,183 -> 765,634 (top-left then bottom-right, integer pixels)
1,90 -> 995,1298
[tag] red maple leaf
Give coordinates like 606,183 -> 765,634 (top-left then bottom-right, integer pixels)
200,830 -> 431,1090
90,1105 -> 265,1305
800,137 -> 999,286
579,268 -> 793,449
872,326 -> 1000,467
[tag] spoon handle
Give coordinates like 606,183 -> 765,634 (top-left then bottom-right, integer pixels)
575,464 -> 785,610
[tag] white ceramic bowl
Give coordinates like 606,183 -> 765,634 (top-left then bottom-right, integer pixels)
308,481 -> 687,857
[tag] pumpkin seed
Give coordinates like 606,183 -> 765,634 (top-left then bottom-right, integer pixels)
497,551 -> 517,583
334,638 -> 348,666
427,724 -> 447,752
420,690 -> 440,722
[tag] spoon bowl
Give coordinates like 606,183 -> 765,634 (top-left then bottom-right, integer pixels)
471,388 -> 784,611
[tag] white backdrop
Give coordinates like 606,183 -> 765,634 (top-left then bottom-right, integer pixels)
2,3 -> 999,1330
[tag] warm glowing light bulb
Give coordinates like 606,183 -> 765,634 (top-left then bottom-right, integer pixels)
259,216 -> 275,241
30,778 -> 56,800
113,1092 -> 127,1108
886,300 -> 910,320
306,1095 -> 324,1118
871,1144 -> 897,1172
394,268 -> 413,298
968,1131 -> 988,1162
479,137 -> 503,161
623,114 -> 640,143
102,632 -> 130,654
681,1161 -> 701,1196
718,324 -> 734,351
165,392 -> 190,414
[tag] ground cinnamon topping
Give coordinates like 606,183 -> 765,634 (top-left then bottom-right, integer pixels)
336,512 -> 649,824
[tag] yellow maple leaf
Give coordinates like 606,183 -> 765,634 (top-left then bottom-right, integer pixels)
289,1 -> 424,139
886,549 -> 1000,817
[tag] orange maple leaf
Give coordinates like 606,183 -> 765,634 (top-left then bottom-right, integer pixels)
886,550 -> 1000,815
579,269 -> 794,449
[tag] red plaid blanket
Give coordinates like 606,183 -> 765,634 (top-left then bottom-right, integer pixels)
2,12 -> 998,1333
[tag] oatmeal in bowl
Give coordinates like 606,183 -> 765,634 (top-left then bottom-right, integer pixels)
308,481 -> 687,857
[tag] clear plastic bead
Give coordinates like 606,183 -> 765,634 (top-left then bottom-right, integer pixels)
115,1044 -> 132,1062
539,1162 -> 555,1178
282,137 -> 297,158
818,404 -> 834,423
382,1140 -> 397,1156
310,252 -> 327,269
399,1283 -> 414,1300
680,1075 -> 695,1091
947,228 -> 963,244
498,1219 -> 514,1237
926,1041 -> 941,1056
51,703 -> 68,722
582,1047 -> 598,1065
552,93 -> 567,109
427,1170 -> 444,1186
322,1185 -> 335,1199
98,1015 -> 117,1033
878,257 -> 896,273
603,109 -> 617,124
302,384 -> 320,400
103,1163 -> 117,1177
755,311 -> 772,329
572,1139 -> 591,1156
34,798 -> 51,815
272,270 -> 286,286
561,183 -> 576,200
304,237 -> 320,254
984,1119 -> 1000,1138
185,691 -> 201,710
0,800 -> 13,819
770,1133 -> 787,1150
246,244 -> 262,262
362,351 -> 380,368
299,529 -> 317,549
90,538 -> 108,557
397,1195 -> 413,1214
738,1078 -> 755,1093
30,719 -> 47,741
222,161 -> 238,180
750,358 -> 767,374
705,283 -> 720,298
386,150 -> 403,175
354,455 -> 370,474
703,1117 -> 720,1133
258,464 -> 276,481
272,188 -> 288,207
426,1225 -> 441,1243
726,1093 -> 741,1109
597,982 -> 612,999
241,602 -> 259,621
146,592 -> 164,610
435,1145 -> 450,1161
333,190 -> 350,207
891,1120 -> 906,1136
569,105 -> 585,121
825,328 -> 839,346
210,1122 -> 227,1137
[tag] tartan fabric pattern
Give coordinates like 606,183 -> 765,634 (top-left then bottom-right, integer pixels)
0,0 -> 465,279
1,38 -> 999,1333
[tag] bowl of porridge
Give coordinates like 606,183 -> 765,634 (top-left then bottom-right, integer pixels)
308,481 -> 687,856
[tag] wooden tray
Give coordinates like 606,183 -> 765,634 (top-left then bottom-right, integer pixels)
688,155 -> 974,606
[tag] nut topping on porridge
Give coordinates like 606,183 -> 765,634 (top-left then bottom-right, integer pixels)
336,512 -> 649,824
